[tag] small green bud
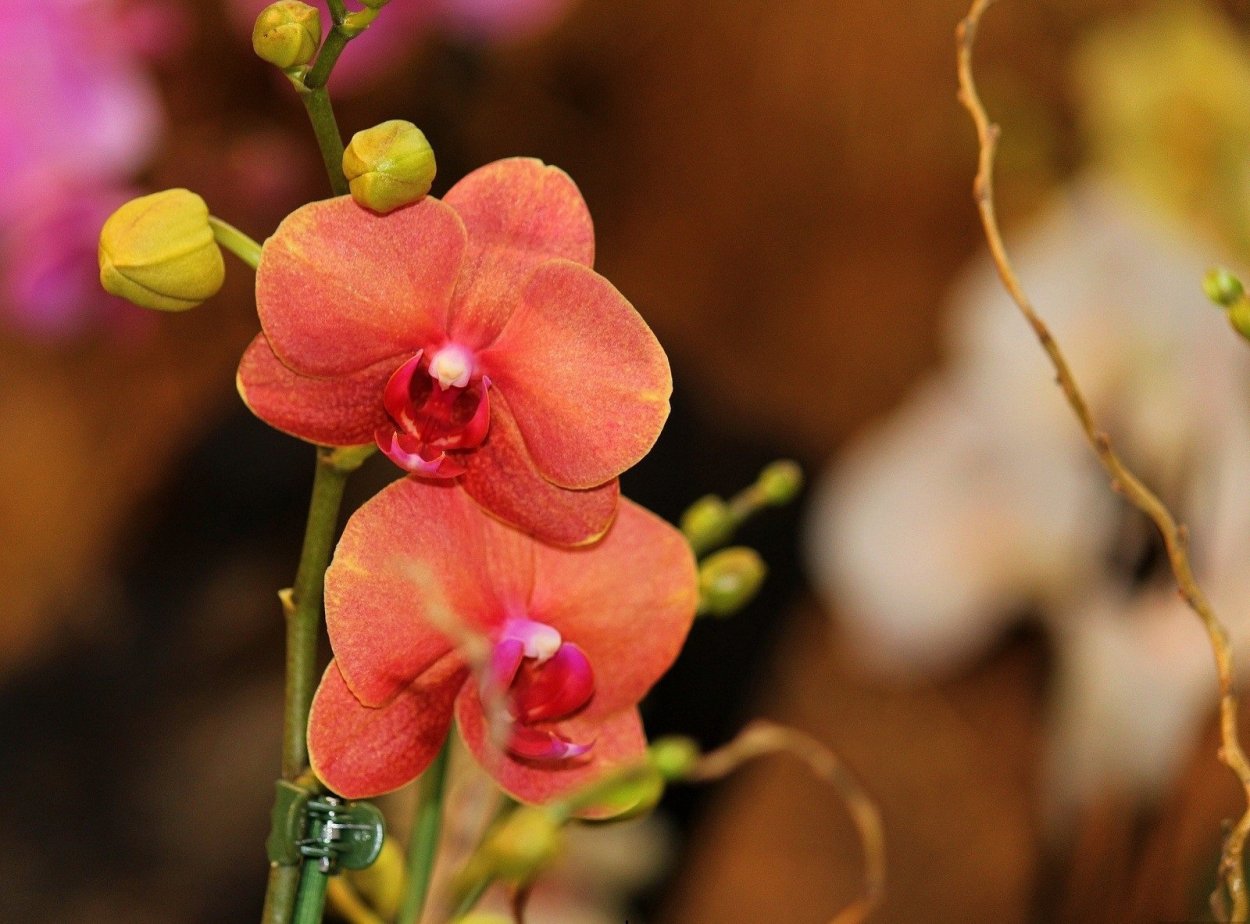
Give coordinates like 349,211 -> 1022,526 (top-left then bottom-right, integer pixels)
681,495 -> 734,552
1229,298 -> 1250,343
1204,267 -> 1245,309
98,189 -> 225,312
698,546 -> 767,617
579,767 -> 666,822
756,459 -> 803,505
343,120 -> 437,214
480,807 -> 563,884
648,736 -> 701,781
359,0 -> 390,8
253,1 -> 321,69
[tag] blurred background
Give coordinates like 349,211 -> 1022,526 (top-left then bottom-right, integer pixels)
6,0 -> 1250,921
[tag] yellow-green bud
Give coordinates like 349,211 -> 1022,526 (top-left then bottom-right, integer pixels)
756,459 -> 803,505
98,189 -> 225,312
360,0 -> 390,8
698,546 -> 767,617
579,767 -> 666,822
343,120 -> 437,214
680,495 -> 734,551
1229,298 -> 1250,343
480,807 -> 563,883
342,837 -> 405,920
253,1 -> 321,69
648,736 -> 701,781
1204,267 -> 1245,309
453,915 -> 512,924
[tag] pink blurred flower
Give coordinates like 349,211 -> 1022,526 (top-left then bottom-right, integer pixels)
226,0 -> 572,92
0,0 -> 168,338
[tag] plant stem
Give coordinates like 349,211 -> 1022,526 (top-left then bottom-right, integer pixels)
209,216 -> 262,269
292,863 -> 329,924
398,738 -> 452,924
262,446 -> 365,924
297,84 -> 348,196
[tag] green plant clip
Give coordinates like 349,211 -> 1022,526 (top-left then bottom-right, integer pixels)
266,781 -> 385,872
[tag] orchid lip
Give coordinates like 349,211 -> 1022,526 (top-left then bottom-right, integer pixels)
377,346 -> 490,478
483,617 -> 597,763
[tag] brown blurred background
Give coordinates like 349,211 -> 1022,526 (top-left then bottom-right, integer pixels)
4,0 -> 1249,921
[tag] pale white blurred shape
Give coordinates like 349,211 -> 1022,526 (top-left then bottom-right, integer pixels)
806,175 -> 1250,813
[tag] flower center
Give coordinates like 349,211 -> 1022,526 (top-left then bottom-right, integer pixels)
375,346 -> 491,478
484,618 -> 596,763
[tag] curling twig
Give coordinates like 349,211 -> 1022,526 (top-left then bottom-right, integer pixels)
955,1 -> 1250,917
691,721 -> 886,924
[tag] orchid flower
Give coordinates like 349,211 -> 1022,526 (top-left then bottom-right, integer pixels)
238,158 -> 672,544
806,177 -> 1250,819
307,478 -> 697,805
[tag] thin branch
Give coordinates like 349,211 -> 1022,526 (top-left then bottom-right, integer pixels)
955,1 -> 1250,917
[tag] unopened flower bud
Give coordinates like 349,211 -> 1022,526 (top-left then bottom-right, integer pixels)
579,767 -> 665,821
698,546 -> 767,617
253,1 -> 321,69
648,736 -> 701,781
343,120 -> 437,214
360,0 -> 391,8
453,915 -> 512,924
98,189 -> 225,312
1230,298 -> 1250,343
681,495 -> 734,552
756,459 -> 803,505
480,807 -> 563,883
1204,267 -> 1245,308
343,837 -> 404,919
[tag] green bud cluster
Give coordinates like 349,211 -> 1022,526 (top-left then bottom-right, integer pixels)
253,1 -> 322,69
343,121 -> 437,214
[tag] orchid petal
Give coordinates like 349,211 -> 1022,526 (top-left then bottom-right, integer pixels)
236,334 -> 392,445
460,390 -> 619,545
529,499 -> 697,715
456,687 -> 647,811
257,196 -> 466,376
308,659 -> 467,799
443,158 -> 594,349
326,478 -> 535,706
481,260 -> 671,489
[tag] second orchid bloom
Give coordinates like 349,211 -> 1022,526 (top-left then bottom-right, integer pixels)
237,157 -> 672,545
308,478 -> 698,807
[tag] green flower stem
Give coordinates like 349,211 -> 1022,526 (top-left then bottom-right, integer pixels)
208,217 -> 262,269
297,84 -> 348,196
262,445 -> 372,924
398,737 -> 452,924
292,862 -> 329,924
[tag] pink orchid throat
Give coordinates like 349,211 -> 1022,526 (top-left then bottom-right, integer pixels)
485,618 -> 596,763
376,346 -> 491,477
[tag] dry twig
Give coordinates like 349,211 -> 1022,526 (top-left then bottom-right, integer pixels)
692,721 -> 886,924
955,1 -> 1250,917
